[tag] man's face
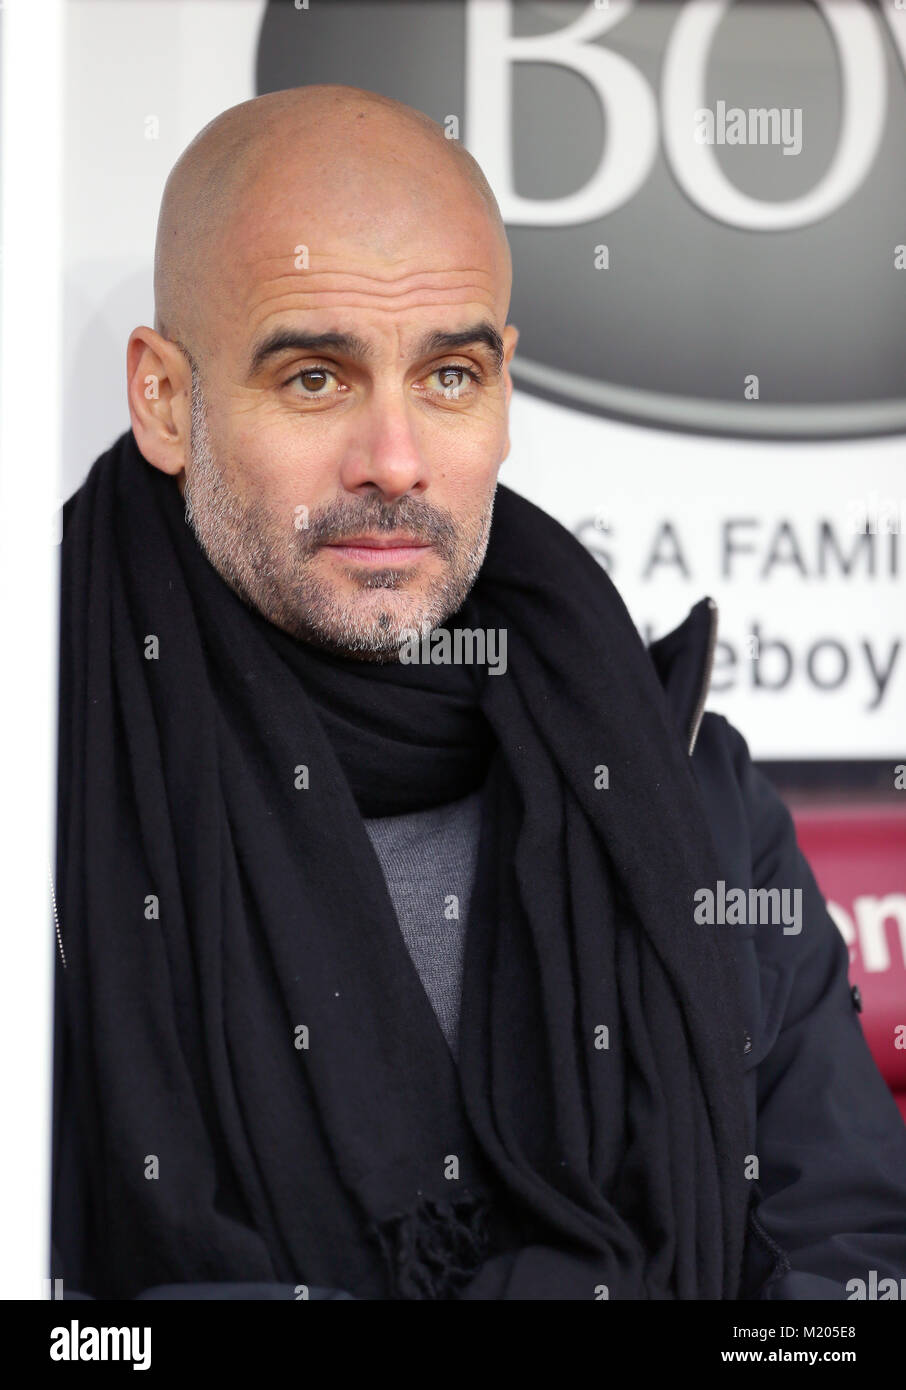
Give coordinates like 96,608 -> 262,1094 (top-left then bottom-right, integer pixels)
177,204 -> 516,659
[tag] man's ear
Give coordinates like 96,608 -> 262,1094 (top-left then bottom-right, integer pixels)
126,327 -> 193,481
500,323 -> 519,463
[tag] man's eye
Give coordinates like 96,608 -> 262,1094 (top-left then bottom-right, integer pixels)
287,367 -> 340,397
285,363 -> 481,402
426,365 -> 481,399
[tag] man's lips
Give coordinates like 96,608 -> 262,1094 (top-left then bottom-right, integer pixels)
321,535 -> 433,566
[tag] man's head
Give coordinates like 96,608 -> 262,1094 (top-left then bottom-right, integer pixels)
127,85 -> 518,658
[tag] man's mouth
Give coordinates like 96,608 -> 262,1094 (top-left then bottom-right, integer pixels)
322,534 -> 433,566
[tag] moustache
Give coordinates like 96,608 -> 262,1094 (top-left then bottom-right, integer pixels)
298,497 -> 458,561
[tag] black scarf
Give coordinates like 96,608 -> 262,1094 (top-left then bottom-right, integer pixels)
53,428 -> 751,1299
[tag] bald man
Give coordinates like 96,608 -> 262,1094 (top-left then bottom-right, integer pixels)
51,85 -> 906,1303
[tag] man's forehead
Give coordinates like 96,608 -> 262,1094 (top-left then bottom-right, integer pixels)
189,157 -> 510,364
218,227 -> 505,358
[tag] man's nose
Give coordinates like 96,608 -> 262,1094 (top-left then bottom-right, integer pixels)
337,391 -> 429,502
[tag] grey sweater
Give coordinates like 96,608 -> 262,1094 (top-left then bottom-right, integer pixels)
363,788 -> 483,1061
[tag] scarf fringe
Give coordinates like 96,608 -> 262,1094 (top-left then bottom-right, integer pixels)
369,1193 -> 492,1300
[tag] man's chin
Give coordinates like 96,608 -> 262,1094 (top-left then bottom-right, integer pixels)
289,592 -> 440,663
296,625 -> 416,664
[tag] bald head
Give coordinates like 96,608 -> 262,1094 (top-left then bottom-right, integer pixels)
153,84 -> 511,364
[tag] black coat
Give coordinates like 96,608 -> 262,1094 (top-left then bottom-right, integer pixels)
53,596 -> 906,1300
651,596 -> 906,1300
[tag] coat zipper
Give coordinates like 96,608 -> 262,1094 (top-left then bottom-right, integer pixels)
49,861 -> 67,971
688,597 -> 719,756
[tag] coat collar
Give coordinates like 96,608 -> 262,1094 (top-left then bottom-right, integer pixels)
647,597 -> 719,755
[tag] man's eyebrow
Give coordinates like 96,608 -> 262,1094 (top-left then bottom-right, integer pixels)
415,323 -> 504,375
246,321 -> 505,378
